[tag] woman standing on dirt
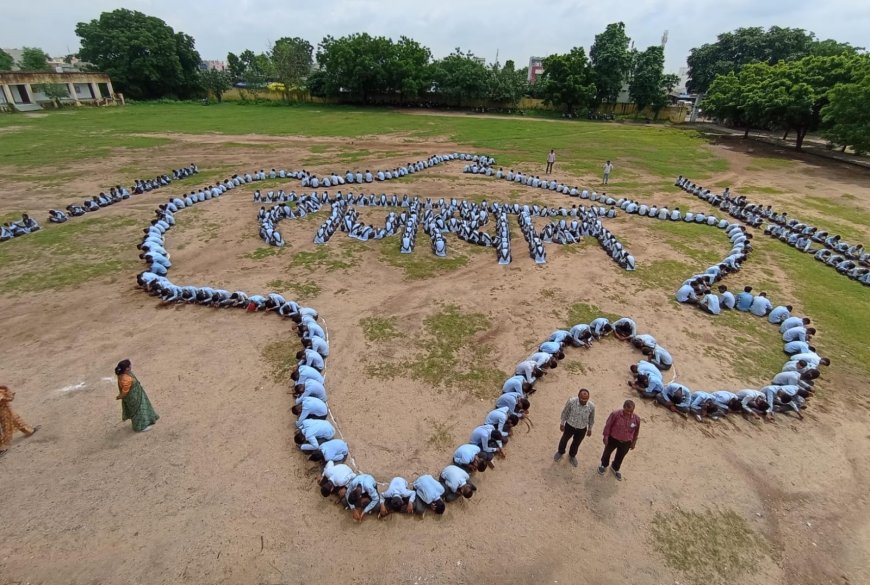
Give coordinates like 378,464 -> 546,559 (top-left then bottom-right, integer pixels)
0,385 -> 39,457
115,359 -> 159,432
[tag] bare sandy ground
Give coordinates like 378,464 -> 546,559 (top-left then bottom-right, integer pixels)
0,131 -> 868,585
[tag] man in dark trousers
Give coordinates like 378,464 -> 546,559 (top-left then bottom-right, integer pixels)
598,400 -> 640,481
554,388 -> 595,467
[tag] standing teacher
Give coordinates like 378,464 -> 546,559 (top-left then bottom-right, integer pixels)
598,399 -> 639,481
115,359 -> 159,432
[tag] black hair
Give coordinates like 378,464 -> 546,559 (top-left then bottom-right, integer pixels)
320,483 -> 334,497
491,429 -> 503,443
308,451 -> 324,463
114,359 -> 131,376
432,500 -> 446,514
293,431 -> 305,445
388,496 -> 404,511
347,489 -> 360,507
508,414 -> 520,427
476,460 -> 487,473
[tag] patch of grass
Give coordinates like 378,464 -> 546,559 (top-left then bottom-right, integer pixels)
0,216 -> 139,294
261,338 -> 300,383
745,156 -> 795,171
710,310 -> 786,385
0,103 -> 730,180
364,304 -> 507,399
360,317 -> 400,342
563,361 -> 587,375
246,246 -> 285,260
266,279 -> 321,300
650,508 -> 769,585
290,244 -> 360,271
564,302 -> 622,327
378,238 -> 469,279
741,184 -> 786,194
426,420 -> 456,449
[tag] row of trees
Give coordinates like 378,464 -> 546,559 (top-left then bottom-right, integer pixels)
537,23 -> 679,117
692,27 -> 867,151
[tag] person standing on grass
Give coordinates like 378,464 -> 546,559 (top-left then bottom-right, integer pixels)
598,400 -> 640,481
554,388 -> 595,467
546,150 -> 556,174
602,160 -> 614,184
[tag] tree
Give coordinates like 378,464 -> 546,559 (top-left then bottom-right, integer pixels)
199,69 -> 231,102
629,46 -> 678,118
270,37 -> 313,99
0,49 -> 13,71
485,60 -> 528,106
687,26 -> 819,93
703,54 -> 861,149
590,22 -> 632,105
20,47 -> 51,71
226,52 -> 244,81
75,9 -> 203,99
823,58 -> 870,153
385,36 -> 432,102
539,47 -> 597,114
431,49 -> 488,107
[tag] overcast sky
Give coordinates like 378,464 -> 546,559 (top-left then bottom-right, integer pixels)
3,0 -> 868,72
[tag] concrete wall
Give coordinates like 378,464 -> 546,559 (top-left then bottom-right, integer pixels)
0,71 -> 111,85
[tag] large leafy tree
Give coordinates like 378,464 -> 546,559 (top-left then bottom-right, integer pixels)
431,49 -> 488,106
628,46 -> 679,118
686,26 -> 858,94
270,36 -> 313,99
822,56 -> 870,153
75,9 -> 202,99
385,36 -> 432,102
485,60 -> 528,106
316,33 -> 394,102
20,47 -> 51,71
589,22 -> 632,105
0,49 -> 13,71
539,47 -> 597,114
703,54 -> 861,149
199,68 -> 231,102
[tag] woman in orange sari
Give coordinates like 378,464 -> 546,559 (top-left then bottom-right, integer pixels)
0,385 -> 38,456
115,359 -> 159,432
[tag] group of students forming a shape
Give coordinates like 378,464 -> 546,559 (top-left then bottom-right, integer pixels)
1,164 -> 198,243
675,176 -> 868,285
125,151 -> 831,519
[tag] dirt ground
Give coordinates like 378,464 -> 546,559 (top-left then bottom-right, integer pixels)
0,128 -> 868,585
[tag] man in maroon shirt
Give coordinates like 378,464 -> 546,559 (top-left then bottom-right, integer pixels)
597,400 -> 640,481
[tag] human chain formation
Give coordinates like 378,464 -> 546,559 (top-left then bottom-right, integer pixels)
0,164 -> 199,242
674,176 -> 869,285
127,152 -> 831,519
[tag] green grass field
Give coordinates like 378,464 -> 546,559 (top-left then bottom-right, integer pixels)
0,103 -> 867,376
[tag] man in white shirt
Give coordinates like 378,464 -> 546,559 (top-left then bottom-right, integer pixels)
603,160 -> 614,184
554,388 -> 595,467
546,150 -> 556,174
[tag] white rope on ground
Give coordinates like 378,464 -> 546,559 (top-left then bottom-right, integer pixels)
315,314 -> 363,473
670,363 -> 678,383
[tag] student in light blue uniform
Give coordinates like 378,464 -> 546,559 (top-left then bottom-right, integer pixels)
294,418 -> 335,451
413,474 -> 446,514
440,465 -> 476,501
658,383 -> 691,414
768,305 -> 792,325
735,286 -> 754,311
453,443 -> 486,472
292,396 -> 328,426
308,438 -> 348,463
642,345 -> 673,370
749,292 -> 773,317
346,474 -> 381,520
379,477 -> 416,515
